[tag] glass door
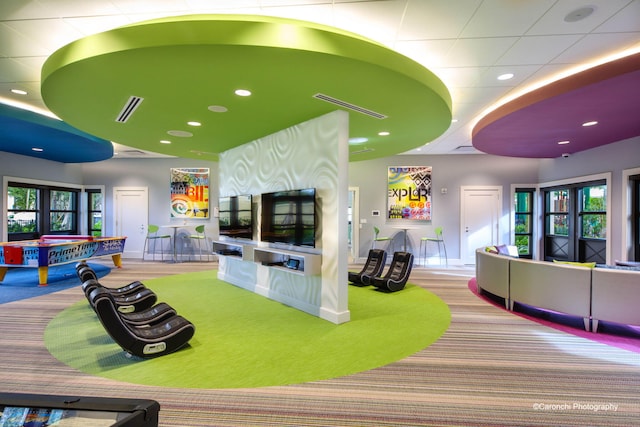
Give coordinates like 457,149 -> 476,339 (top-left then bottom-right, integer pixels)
578,185 -> 607,263
544,188 -> 570,261
514,189 -> 534,258
543,181 -> 607,263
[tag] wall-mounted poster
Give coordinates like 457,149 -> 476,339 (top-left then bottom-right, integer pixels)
170,168 -> 210,218
387,166 -> 432,220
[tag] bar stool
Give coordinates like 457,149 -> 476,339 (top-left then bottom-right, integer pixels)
185,224 -> 210,261
419,226 -> 447,266
143,224 -> 172,261
372,226 -> 392,250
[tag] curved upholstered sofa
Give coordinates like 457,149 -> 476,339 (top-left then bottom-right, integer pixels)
475,249 -> 640,332
591,268 -> 640,331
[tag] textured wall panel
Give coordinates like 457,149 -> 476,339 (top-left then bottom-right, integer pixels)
219,111 -> 349,323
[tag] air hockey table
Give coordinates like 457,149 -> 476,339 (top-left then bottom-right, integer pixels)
0,235 -> 126,286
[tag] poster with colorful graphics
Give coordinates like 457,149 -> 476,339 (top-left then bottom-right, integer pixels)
170,168 -> 210,218
387,166 -> 432,220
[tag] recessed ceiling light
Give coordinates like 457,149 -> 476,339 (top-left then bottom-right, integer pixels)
187,121 -> 201,127
582,120 -> 598,127
378,131 -> 390,136
557,140 -> 570,145
160,140 -> 171,144
235,89 -> 251,97
208,105 -> 228,113
349,137 -> 368,144
497,73 -> 514,81
167,130 -> 193,137
31,147 -> 43,152
451,119 -> 458,123
11,89 -> 27,95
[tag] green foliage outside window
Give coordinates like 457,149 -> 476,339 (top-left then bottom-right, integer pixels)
515,235 -> 530,255
581,185 -> 606,239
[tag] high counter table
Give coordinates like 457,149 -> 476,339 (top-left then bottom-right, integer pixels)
0,235 -> 126,286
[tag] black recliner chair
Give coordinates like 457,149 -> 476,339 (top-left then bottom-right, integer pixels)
86,284 -> 178,328
83,279 -> 157,313
89,288 -> 195,359
348,249 -> 387,286
76,263 -> 147,296
371,251 -> 414,292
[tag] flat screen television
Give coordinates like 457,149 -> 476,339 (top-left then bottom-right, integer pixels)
218,194 -> 253,240
261,188 -> 316,247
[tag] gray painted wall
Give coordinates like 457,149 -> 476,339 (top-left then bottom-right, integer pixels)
80,157 -> 219,237
348,153 -> 540,261
1,135 -> 638,263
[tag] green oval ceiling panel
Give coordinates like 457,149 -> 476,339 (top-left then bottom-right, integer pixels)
42,14 -> 451,161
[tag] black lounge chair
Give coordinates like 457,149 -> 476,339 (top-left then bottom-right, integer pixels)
83,279 -> 157,313
89,288 -> 195,359
371,251 -> 414,292
80,274 -> 176,327
348,249 -> 387,286
116,301 -> 177,328
76,263 -> 146,296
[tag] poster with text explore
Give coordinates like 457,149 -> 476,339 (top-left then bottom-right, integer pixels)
387,166 -> 432,220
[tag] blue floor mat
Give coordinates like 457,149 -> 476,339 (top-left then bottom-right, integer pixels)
0,262 -> 111,304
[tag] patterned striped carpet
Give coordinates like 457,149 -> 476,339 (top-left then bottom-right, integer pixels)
0,260 -> 638,426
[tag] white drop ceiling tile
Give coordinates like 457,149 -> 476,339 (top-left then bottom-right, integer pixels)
14,56 -> 47,71
495,35 -> 583,66
0,83 -> 48,112
33,0 -> 122,18
108,0 -> 191,15
454,86 -> 506,108
461,0 -> 555,38
449,102 -> 487,123
0,23 -> 50,57
475,64 -> 541,87
433,66 -> 488,89
596,0 -> 640,32
393,39 -> 456,68
122,11 -> 188,25
184,0 -> 260,9
259,0 -> 330,5
259,4 -> 334,27
420,128 -> 473,153
398,0 -> 481,40
0,0 -> 52,20
0,58 -> 23,82
63,15 -> 133,37
527,0 -> 631,36
444,37 -> 519,67
517,63 -> 572,91
16,82 -> 42,96
0,57 -> 42,83
332,1 -> 407,43
552,32 -> 640,64
5,19 -> 85,55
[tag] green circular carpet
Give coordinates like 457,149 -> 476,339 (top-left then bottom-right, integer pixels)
45,270 -> 450,389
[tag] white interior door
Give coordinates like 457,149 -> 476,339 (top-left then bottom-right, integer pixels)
114,187 -> 148,258
461,186 -> 501,264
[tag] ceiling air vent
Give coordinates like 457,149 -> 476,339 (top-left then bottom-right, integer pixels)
454,145 -> 477,153
351,147 -> 375,155
313,93 -> 387,119
115,96 -> 144,123
121,149 -> 147,156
